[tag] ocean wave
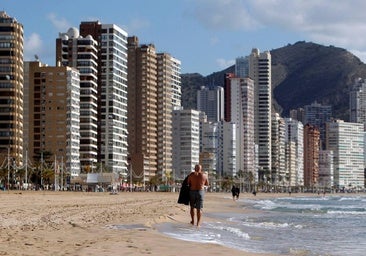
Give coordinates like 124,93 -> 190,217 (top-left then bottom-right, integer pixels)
327,210 -> 366,215
243,221 -> 289,229
338,196 -> 363,202
211,224 -> 251,239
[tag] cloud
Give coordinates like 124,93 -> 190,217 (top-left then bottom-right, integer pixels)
126,18 -> 150,33
216,58 -> 235,69
186,0 -> 261,31
189,0 -> 366,62
210,36 -> 219,46
24,33 -> 43,61
246,0 -> 366,50
46,13 -> 72,31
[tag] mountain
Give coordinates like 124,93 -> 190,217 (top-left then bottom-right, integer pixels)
181,41 -> 366,121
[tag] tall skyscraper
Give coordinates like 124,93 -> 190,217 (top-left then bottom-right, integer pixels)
56,27 -> 98,173
326,120 -> 364,189
285,118 -> 304,188
235,56 -> 249,78
224,75 -> 255,177
350,77 -> 366,130
304,101 -> 331,148
303,124 -> 320,188
197,86 -> 224,122
157,53 -> 181,182
127,36 -> 158,183
249,49 -> 272,181
284,118 -> 304,187
0,11 -> 23,166
25,61 -> 80,177
127,36 -> 181,184
271,112 -> 286,185
79,21 -> 128,175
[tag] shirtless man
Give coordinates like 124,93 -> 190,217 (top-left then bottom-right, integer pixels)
187,164 -> 209,227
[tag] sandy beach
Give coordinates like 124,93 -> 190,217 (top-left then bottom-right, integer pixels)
0,190 -> 282,256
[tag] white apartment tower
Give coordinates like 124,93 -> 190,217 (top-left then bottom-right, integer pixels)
79,22 -> 129,174
249,49 -> 272,181
226,77 -> 255,176
56,27 -> 98,172
325,120 -> 364,189
217,121 -> 236,177
197,86 -> 224,122
272,112 -> 286,185
172,108 -> 200,179
318,150 -> 334,188
200,118 -> 219,176
284,118 -> 304,187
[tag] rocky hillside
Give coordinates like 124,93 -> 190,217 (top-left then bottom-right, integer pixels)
181,41 -> 366,121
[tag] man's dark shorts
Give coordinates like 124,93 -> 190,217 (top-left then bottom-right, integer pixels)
189,190 -> 204,209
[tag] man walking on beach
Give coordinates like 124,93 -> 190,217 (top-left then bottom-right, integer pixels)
187,164 -> 209,227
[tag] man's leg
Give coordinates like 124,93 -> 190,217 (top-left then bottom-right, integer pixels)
190,207 -> 194,225
196,209 -> 202,227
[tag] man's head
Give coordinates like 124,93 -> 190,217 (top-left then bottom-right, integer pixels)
194,164 -> 202,172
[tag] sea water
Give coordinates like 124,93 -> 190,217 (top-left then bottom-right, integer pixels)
157,194 -> 366,255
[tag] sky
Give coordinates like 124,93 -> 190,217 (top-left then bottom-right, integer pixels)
3,0 -> 366,76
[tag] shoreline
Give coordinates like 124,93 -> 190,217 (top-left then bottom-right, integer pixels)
1,190 -> 360,255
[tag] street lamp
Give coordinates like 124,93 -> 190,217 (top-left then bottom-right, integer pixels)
7,147 -> 10,191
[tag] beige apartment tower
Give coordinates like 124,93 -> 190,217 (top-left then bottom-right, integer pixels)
127,36 -> 158,183
127,36 -> 181,184
0,11 -> 23,166
156,53 -> 181,183
25,61 -> 80,177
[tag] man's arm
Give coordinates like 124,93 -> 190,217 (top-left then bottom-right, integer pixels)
204,175 -> 209,186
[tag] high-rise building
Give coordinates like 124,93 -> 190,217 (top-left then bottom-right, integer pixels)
217,121 -> 236,177
157,52 -> 181,183
284,118 -> 304,187
350,77 -> 366,130
56,27 -> 98,173
127,36 -> 158,183
79,21 -> 128,175
249,49 -> 272,181
0,11 -> 23,166
303,124 -> 320,188
289,108 -> 305,124
200,119 -> 218,176
325,120 -> 364,189
224,75 -> 255,177
224,73 -> 235,122
304,101 -> 332,148
197,86 -> 224,122
127,37 -> 181,184
271,112 -> 286,186
235,56 -> 249,78
172,108 -> 200,179
318,149 -> 334,188
25,61 -> 80,177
